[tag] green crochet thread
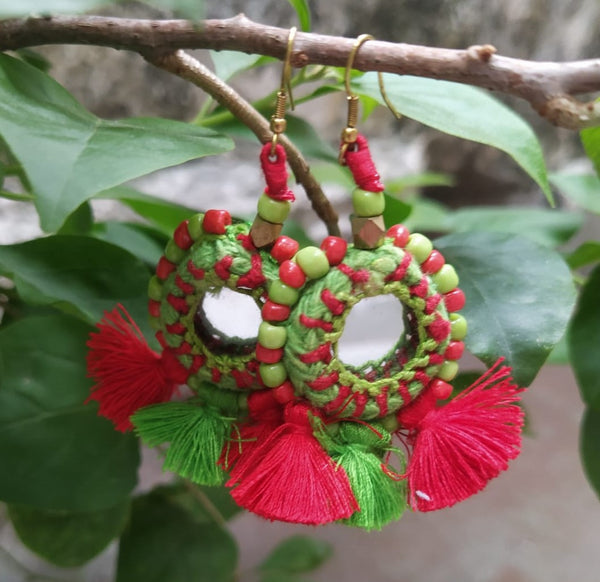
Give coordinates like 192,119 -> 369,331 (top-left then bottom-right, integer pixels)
283,238 -> 451,419
155,218 -> 279,392
131,384 -> 240,486
325,422 -> 407,531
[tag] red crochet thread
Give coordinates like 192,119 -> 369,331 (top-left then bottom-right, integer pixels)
86,305 -> 186,431
260,143 -> 295,201
343,134 -> 384,192
402,359 -> 524,511
228,402 -> 358,524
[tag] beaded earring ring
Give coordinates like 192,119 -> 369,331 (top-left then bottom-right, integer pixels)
224,35 -> 525,530
86,29 -> 302,486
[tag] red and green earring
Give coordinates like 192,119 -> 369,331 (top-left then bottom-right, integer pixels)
86,31 -> 301,486
225,35 -> 524,529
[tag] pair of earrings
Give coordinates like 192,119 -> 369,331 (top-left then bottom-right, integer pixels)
86,31 -> 524,530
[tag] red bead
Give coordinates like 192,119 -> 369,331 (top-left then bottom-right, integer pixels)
387,224 -> 410,247
279,260 -> 306,288
271,236 -> 299,263
156,256 -> 176,280
148,299 -> 161,318
173,220 -> 193,249
431,378 -> 453,400
256,343 -> 283,364
444,340 -> 465,360
444,288 -> 466,312
421,250 -> 445,274
262,300 -> 291,322
272,380 -> 295,404
202,209 -> 231,235
320,236 -> 347,265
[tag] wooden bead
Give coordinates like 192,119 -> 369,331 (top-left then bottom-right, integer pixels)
250,215 -> 283,249
351,214 -> 386,249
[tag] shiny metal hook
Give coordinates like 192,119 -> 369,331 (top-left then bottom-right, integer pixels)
270,26 -> 297,155
339,34 -> 401,164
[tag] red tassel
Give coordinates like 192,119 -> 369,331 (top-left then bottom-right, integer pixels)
402,360 -> 524,512
227,402 -> 358,525
86,305 -> 188,432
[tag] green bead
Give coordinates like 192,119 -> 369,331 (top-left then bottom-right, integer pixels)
380,414 -> 399,433
433,264 -> 459,294
238,393 -> 248,411
257,193 -> 291,224
188,213 -> 204,240
295,246 -> 330,279
406,233 -> 433,264
438,360 -> 459,381
351,188 -> 385,217
149,315 -> 161,331
147,275 -> 163,301
260,363 -> 288,388
450,313 -> 468,340
269,280 -> 300,305
165,239 -> 186,263
258,322 -> 287,349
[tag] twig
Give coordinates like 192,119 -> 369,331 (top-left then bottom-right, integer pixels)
145,49 -> 340,235
1,15 -> 600,128
181,478 -> 228,529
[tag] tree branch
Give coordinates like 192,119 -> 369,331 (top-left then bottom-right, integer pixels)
144,49 -> 339,235
1,14 -> 600,129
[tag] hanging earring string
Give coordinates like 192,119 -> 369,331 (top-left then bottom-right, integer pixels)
270,26 -> 297,156
339,34 -> 402,164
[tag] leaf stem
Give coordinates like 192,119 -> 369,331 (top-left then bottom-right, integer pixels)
0,189 -> 34,202
182,479 -> 228,529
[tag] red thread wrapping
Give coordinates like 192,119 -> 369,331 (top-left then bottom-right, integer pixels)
86,305 -> 182,431
175,275 -> 194,295
343,134 -> 384,192
405,360 -> 524,512
215,256 -> 233,280
307,371 -> 340,391
260,143 -> 295,201
337,263 -> 371,284
321,289 -> 346,315
237,254 -> 266,289
299,314 -> 334,332
385,253 -> 412,282
187,260 -> 205,280
299,342 -> 333,364
167,295 -> 190,314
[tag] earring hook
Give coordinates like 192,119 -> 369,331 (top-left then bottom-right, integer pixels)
339,34 -> 401,165
270,26 -> 297,156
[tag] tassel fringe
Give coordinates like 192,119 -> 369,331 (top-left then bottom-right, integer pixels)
405,360 -> 524,511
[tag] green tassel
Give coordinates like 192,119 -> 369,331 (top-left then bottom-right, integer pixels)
329,422 -> 407,531
131,385 -> 239,486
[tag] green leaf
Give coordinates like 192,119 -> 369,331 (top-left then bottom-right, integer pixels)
403,197 -> 450,232
385,172 -> 454,194
550,173 -> 600,214
98,186 -> 197,237
117,487 -> 237,582
210,51 -> 268,82
581,407 -> 600,500
581,126 -> 600,178
354,73 -> 552,204
8,500 -> 130,567
569,264 -> 600,408
566,241 -> 600,269
91,222 -> 166,266
0,54 -> 233,232
0,0 -> 106,16
0,236 -> 151,332
383,194 -> 411,228
0,314 -> 139,510
445,207 -> 584,247
286,0 -> 311,31
436,232 -> 576,386
260,535 -> 332,574
57,201 -> 93,235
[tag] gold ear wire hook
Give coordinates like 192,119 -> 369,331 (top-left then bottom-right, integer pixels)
339,34 -> 373,165
270,26 -> 297,156
339,34 -> 402,164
